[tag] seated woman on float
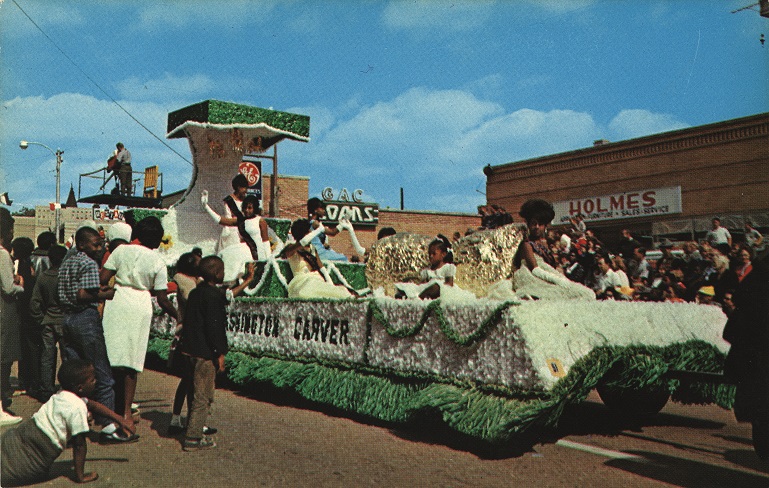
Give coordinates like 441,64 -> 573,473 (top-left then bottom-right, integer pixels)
201,190 -> 271,283
487,199 -> 595,301
281,219 -> 357,299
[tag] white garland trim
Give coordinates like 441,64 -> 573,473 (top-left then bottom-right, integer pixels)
242,256 -> 290,296
324,261 -> 368,295
166,120 -> 310,142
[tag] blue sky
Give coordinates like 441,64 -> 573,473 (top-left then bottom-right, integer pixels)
1,0 -> 767,214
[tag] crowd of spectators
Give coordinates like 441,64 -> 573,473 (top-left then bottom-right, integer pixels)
539,217 -> 765,313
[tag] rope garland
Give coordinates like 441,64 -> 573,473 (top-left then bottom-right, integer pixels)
370,299 -> 515,346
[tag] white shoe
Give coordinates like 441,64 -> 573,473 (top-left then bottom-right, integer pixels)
0,411 -> 22,427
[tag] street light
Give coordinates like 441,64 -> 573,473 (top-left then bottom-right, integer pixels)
19,140 -> 64,243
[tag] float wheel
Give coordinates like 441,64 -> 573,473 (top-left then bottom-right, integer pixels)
596,360 -> 670,418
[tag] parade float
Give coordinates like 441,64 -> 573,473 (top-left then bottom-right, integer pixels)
146,101 -> 734,446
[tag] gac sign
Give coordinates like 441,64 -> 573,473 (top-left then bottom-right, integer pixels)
322,187 -> 379,227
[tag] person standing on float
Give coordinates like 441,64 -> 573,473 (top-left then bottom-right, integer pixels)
114,143 -> 132,196
217,174 -> 250,253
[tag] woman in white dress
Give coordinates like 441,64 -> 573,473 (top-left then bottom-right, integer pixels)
282,219 -> 354,299
202,192 -> 271,284
488,199 -> 595,301
100,217 -> 178,431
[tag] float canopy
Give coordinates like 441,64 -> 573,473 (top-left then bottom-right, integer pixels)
166,99 -> 310,150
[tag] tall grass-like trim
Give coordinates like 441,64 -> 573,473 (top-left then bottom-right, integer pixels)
146,336 -> 734,444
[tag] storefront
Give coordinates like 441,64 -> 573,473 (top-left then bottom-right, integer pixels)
485,112 -> 769,250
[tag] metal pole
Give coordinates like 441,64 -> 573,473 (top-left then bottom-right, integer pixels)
271,144 -> 279,217
55,150 -> 63,242
19,141 -> 63,242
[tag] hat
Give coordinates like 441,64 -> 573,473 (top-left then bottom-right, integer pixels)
77,220 -> 98,232
698,285 -> 715,296
107,222 -> 132,242
618,286 -> 634,297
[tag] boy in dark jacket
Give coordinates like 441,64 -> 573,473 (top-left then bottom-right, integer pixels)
178,256 -> 228,451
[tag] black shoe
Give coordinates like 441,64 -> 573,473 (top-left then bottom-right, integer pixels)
202,426 -> 217,435
168,424 -> 185,435
183,436 -> 216,452
100,431 -> 140,444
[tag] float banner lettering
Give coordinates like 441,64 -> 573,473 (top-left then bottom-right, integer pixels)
226,299 -> 368,364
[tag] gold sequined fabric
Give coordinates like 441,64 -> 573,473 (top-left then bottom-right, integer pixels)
365,225 -> 525,297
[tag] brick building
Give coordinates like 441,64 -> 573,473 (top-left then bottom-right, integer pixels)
485,112 -> 769,250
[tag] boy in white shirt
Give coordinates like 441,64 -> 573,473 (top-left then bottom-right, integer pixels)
1,359 -> 134,485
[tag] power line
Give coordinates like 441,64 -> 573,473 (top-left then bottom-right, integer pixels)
12,0 -> 193,167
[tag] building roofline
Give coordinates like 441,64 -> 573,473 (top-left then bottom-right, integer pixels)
490,111 -> 769,172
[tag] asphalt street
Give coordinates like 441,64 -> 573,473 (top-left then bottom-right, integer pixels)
2,365 -> 769,487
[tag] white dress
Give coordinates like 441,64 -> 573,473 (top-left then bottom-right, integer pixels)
216,197 -> 242,253
486,257 -> 596,301
219,216 -> 264,283
395,263 -> 476,301
102,244 -> 168,371
287,247 -> 352,299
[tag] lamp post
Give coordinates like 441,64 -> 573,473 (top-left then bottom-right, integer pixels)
19,140 -> 64,242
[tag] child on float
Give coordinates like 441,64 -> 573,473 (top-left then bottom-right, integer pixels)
201,191 -> 271,284
394,235 -> 476,301
0,359 -> 135,486
282,219 -> 356,299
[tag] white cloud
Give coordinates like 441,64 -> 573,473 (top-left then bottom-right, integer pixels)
1,89 -> 695,214
0,2 -> 86,38
382,0 -> 496,32
1,94 -> 191,208
283,87 -> 602,211
608,109 -> 689,141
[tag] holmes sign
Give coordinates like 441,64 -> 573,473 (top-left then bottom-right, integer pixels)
553,186 -> 682,224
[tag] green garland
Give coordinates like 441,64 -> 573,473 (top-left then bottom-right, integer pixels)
369,299 -> 515,347
125,208 -> 168,224
146,336 -> 734,444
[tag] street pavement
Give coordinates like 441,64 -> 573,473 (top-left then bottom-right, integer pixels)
2,365 -> 769,487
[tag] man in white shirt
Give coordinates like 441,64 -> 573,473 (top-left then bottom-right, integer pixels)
706,217 -> 732,255
745,221 -> 765,253
595,255 -> 622,297
632,247 -> 651,284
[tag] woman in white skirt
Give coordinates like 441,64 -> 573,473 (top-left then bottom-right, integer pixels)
100,217 -> 178,431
